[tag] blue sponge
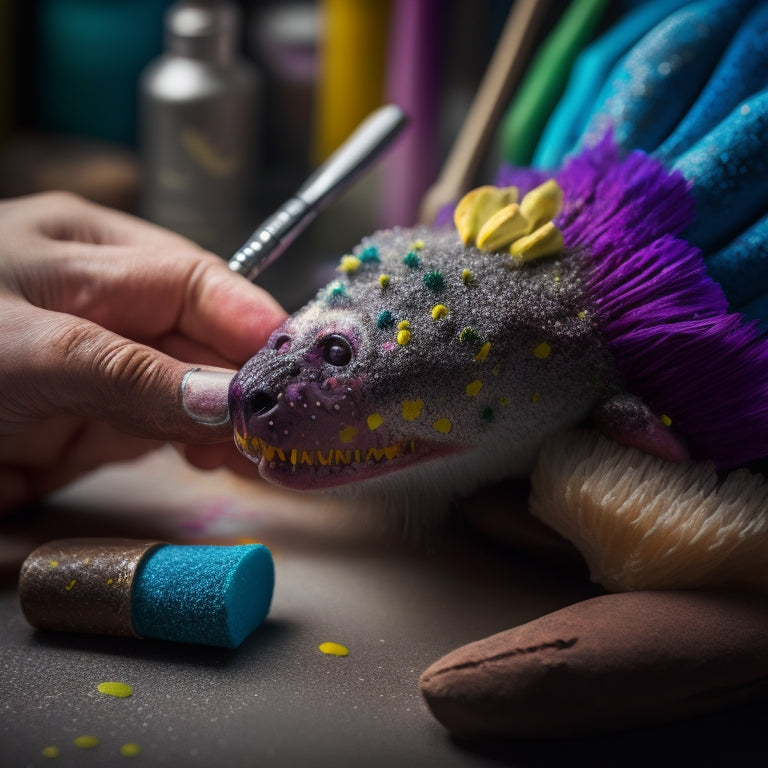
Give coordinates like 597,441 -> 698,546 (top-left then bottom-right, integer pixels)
19,539 -> 274,649
131,544 -> 274,648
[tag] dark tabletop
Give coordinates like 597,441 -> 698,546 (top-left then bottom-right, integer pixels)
2,448 -> 767,768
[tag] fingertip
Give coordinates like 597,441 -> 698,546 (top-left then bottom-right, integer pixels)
180,368 -> 234,427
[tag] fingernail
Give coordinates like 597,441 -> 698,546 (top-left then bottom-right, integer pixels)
180,368 -> 234,427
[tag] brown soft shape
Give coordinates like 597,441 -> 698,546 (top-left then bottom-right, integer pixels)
419,590 -> 768,739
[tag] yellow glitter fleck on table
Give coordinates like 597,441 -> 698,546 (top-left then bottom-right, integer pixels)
41,745 -> 60,758
97,681 -> 133,698
318,641 -> 349,657
120,743 -> 141,757
73,735 -> 99,749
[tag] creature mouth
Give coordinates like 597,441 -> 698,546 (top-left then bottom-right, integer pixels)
234,432 -> 455,490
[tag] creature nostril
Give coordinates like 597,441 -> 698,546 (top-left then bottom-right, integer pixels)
248,390 -> 278,416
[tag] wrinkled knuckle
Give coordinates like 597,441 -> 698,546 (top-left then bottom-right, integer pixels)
60,322 -> 158,402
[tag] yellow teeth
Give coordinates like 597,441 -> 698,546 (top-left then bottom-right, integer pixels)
238,434 -> 417,467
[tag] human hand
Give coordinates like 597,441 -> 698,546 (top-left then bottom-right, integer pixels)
0,191 -> 287,512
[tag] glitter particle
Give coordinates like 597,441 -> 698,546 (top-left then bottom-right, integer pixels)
403,251 -> 420,268
466,380 -> 483,397
97,681 -> 133,698
120,743 -> 141,757
533,342 -> 551,359
431,304 -> 448,320
360,245 -> 380,263
319,641 -> 349,657
74,735 -> 99,749
377,310 -> 395,329
459,327 -> 480,346
474,342 -> 491,362
401,400 -> 423,421
41,746 -> 60,758
433,418 -> 452,434
378,274 -> 390,289
339,255 -> 361,273
423,270 -> 445,292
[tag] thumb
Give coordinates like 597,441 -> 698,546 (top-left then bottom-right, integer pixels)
16,309 -> 235,442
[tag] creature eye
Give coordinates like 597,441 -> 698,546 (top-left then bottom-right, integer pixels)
271,334 -> 291,353
321,334 -> 353,366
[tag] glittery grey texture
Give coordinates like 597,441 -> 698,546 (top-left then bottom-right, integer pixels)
19,539 -> 161,638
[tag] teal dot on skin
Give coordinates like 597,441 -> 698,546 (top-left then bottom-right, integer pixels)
360,245 -> 380,263
326,281 -> 348,305
481,406 -> 493,422
403,251 -> 420,269
423,270 -> 445,292
377,310 -> 395,329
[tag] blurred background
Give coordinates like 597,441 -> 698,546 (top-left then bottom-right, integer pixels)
0,0 -> 576,310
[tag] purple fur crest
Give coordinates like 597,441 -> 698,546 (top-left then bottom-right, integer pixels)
498,137 -> 768,469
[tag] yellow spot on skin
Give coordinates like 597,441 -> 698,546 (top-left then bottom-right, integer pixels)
397,329 -> 411,345
41,746 -> 59,758
73,736 -> 99,749
498,396 -> 510,405
433,418 -> 452,434
578,310 -> 587,320
97,681 -> 133,698
339,254 -> 361,273
48,560 -> 59,568
379,274 -> 390,288
397,319 -> 410,330
401,400 -> 423,421
120,743 -> 141,757
410,239 -> 425,250
367,413 -> 383,431
533,342 -> 551,359
660,414 -> 672,427
461,269 -> 473,285
106,578 -> 114,586
65,580 -> 76,591
466,380 -> 483,397
339,426 -> 358,443
319,641 -> 349,657
475,342 -> 491,362
531,392 -> 541,403
431,304 -> 448,320
492,365 -> 501,375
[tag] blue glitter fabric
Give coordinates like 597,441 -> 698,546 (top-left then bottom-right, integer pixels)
526,0 -> 768,323
576,0 -> 757,154
131,544 -> 274,648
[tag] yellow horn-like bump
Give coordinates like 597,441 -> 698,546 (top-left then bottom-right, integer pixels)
476,203 -> 530,252
454,185 -> 518,246
519,179 -> 563,230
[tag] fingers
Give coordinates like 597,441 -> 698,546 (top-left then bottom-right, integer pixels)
5,192 -> 288,363
4,305 -> 235,442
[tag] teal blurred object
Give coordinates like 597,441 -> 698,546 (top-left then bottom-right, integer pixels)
36,0 -> 174,144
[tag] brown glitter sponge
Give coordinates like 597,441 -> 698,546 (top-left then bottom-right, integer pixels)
419,590 -> 768,739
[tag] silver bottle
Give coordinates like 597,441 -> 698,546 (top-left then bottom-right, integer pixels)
139,0 -> 260,255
